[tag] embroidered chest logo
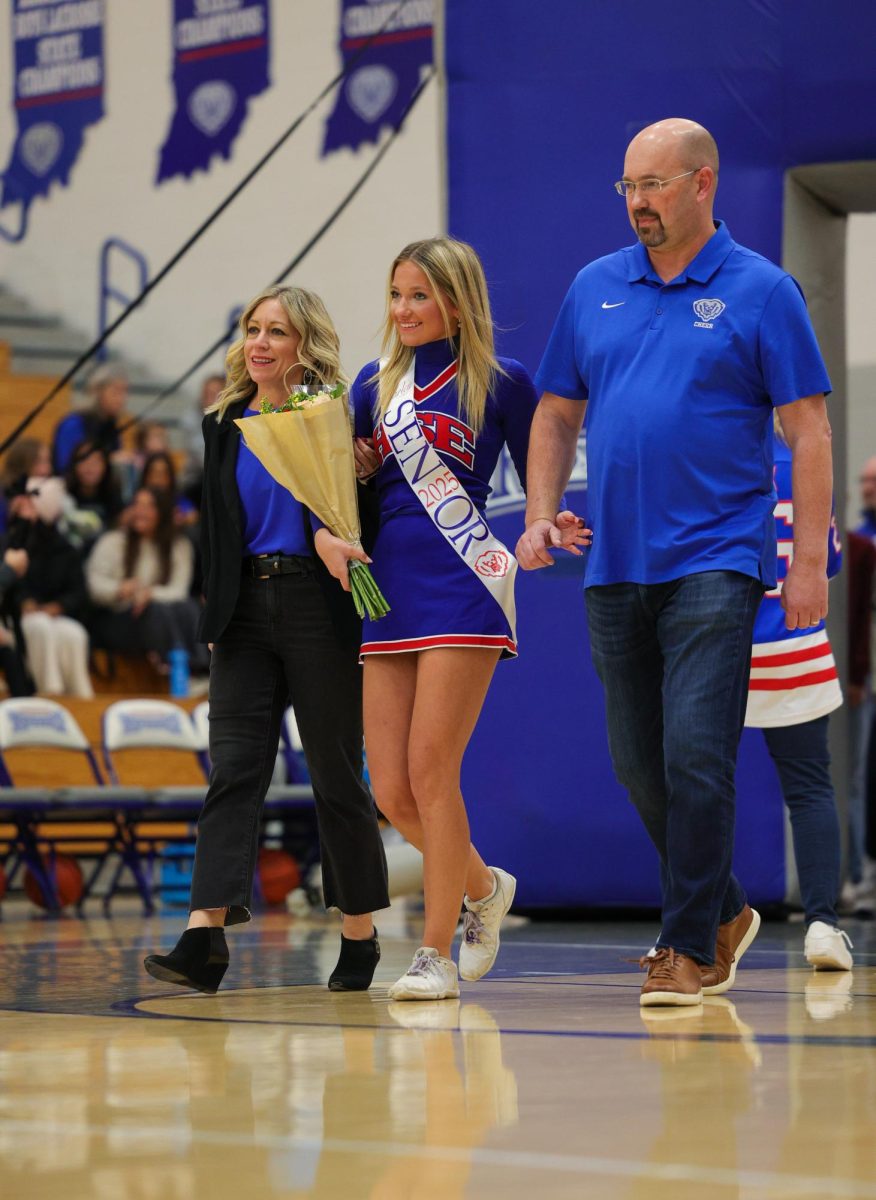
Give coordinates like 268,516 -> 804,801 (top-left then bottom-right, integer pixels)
692,298 -> 726,329
374,411 -> 476,471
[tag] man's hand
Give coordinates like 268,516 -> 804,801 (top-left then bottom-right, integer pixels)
781,560 -> 828,629
516,513 -> 592,570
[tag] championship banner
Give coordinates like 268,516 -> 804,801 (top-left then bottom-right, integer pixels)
1,0 -> 105,216
157,0 -> 270,184
322,0 -> 432,156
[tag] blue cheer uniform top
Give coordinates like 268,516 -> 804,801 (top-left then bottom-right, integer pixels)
351,338 -> 538,658
535,221 -> 832,591
745,434 -> 842,728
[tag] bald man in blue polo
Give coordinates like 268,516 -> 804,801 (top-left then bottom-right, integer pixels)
516,118 -> 833,1007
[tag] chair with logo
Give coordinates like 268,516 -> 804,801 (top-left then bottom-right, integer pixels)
0,697 -> 108,911
100,699 -> 210,911
0,696 -> 100,907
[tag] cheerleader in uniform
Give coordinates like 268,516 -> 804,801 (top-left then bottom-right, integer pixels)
745,417 -> 851,971
317,238 -> 588,1000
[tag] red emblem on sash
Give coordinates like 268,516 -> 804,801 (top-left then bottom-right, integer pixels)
475,550 -> 510,578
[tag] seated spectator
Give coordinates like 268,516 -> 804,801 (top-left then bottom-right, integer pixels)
139,451 -> 197,527
0,437 -> 51,533
15,477 -> 93,699
856,456 -> 876,540
135,421 -> 171,460
180,373 -> 224,510
0,545 -> 33,696
52,364 -> 131,475
62,439 -> 125,555
86,487 -> 207,673
847,529 -> 876,913
114,420 -> 174,505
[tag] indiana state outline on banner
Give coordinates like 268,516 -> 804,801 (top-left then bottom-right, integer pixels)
157,0 -> 270,184
323,0 -> 433,156
1,0 -> 106,219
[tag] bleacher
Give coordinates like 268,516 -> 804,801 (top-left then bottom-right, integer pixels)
0,283 -> 194,431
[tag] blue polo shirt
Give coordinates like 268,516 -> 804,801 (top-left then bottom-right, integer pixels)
535,222 -> 831,589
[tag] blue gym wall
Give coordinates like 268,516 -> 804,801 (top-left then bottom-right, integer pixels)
446,0 -> 876,907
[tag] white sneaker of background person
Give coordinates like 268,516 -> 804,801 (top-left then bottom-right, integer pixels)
388,947 -> 460,1001
804,921 -> 853,971
459,867 -> 517,982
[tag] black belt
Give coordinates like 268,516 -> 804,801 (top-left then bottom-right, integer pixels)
242,553 -> 311,578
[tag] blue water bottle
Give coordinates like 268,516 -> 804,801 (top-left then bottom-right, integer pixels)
168,646 -> 190,698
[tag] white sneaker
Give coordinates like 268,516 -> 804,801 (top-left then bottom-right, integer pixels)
459,867 -> 516,982
804,921 -> 853,971
388,947 -> 460,1001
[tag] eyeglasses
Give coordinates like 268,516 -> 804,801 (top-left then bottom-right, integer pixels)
613,168 -> 702,197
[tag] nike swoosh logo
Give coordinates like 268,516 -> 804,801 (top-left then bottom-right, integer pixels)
601,301 -> 625,309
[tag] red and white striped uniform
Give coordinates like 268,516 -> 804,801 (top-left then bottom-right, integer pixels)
746,628 -> 841,728
744,434 -> 842,729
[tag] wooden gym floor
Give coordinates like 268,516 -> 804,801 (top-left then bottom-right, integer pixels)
0,902 -> 874,1199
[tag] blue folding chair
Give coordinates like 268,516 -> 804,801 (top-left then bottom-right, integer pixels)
0,698 -> 104,911
100,699 -> 210,912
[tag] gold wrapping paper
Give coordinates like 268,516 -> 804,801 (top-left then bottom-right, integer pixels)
235,393 -> 361,545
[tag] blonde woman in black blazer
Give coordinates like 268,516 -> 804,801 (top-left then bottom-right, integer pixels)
144,285 -> 388,994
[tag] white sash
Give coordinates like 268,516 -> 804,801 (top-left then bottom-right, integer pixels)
382,361 -> 517,639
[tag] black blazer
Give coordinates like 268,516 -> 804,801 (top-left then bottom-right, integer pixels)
197,399 -> 379,650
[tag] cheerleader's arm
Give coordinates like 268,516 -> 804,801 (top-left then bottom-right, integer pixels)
497,359 -> 540,491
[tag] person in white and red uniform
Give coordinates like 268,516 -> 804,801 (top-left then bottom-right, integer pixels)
745,420 -> 852,970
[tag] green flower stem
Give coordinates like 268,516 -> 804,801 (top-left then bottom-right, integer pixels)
349,561 -> 390,620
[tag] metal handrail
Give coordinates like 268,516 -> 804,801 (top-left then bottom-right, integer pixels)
0,175 -> 29,243
97,237 -> 148,360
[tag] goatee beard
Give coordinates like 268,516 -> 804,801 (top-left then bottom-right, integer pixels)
633,223 -> 662,246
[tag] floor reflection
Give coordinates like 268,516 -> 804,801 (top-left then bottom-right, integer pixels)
0,910 -> 874,1199
0,997 -> 520,1199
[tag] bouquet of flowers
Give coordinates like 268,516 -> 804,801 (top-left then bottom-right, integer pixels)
235,384 -> 389,619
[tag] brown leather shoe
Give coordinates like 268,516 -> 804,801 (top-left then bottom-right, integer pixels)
700,904 -> 761,995
640,948 -> 703,1007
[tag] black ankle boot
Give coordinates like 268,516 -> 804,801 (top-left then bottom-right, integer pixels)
144,927 -> 229,995
328,929 -> 380,991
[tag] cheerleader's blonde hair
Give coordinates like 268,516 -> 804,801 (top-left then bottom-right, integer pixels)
373,237 -> 500,432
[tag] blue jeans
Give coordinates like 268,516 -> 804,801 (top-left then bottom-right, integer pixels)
585,571 -> 764,963
762,716 -> 839,927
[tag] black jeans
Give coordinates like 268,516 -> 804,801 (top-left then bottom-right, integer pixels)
190,564 -> 389,924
